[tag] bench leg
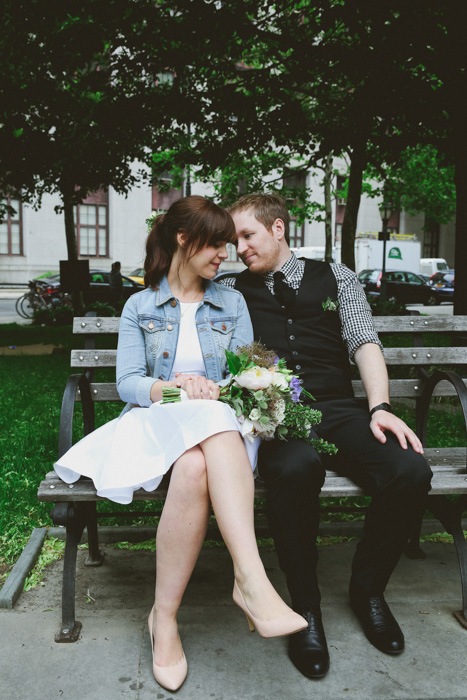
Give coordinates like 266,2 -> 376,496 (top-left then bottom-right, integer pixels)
50,502 -> 86,642
428,494 -> 467,629
405,497 -> 427,560
83,502 -> 104,567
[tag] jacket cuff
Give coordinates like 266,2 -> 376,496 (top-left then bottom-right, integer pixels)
135,377 -> 157,407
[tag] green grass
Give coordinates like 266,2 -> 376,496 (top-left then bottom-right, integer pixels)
1,323 -> 466,586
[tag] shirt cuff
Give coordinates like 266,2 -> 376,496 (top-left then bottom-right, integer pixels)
135,376 -> 158,407
348,337 -> 384,363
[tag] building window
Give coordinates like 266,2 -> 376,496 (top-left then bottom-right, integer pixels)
289,219 -> 304,248
0,198 -> 23,255
152,184 -> 182,211
74,190 -> 109,257
423,221 -> 440,258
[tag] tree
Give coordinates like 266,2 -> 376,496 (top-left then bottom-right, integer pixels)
0,0 -> 251,305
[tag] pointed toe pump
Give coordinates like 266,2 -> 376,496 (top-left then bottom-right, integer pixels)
148,608 -> 188,692
233,580 -> 307,639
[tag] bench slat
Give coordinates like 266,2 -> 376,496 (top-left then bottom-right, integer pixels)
71,346 -> 467,369
71,315 -> 467,335
373,316 -> 467,333
382,347 -> 467,364
38,452 -> 467,502
75,379 -> 467,402
73,317 -> 120,334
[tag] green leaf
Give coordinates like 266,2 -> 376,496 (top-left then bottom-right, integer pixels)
225,349 -> 241,375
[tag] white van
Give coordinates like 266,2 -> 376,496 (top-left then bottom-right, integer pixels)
419,258 -> 450,276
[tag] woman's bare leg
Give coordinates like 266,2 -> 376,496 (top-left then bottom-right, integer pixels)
199,431 -> 294,621
151,446 -> 210,666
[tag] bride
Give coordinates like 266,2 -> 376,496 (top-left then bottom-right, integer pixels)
54,195 -> 306,691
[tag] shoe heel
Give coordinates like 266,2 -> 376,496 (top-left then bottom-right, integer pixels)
244,612 -> 255,633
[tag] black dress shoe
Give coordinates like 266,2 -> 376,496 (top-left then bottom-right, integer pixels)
288,608 -> 330,679
350,593 -> 404,655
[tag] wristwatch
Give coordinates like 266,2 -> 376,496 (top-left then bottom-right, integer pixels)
369,402 -> 393,418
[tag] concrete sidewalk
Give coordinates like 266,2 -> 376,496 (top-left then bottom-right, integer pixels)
1,539 -> 466,700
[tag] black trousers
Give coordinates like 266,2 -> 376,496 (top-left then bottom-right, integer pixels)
258,398 -> 432,610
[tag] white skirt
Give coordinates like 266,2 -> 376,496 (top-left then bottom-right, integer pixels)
54,400 -> 260,504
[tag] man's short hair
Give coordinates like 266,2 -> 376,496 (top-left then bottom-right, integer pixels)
228,193 -> 290,244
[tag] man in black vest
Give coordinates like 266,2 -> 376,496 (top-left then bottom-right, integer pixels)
220,193 -> 432,680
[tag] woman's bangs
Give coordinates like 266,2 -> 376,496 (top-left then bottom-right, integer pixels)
206,209 -> 236,246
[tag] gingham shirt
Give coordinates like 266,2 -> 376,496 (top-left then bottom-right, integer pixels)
218,253 -> 383,361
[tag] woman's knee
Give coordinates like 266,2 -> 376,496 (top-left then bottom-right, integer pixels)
172,447 -> 208,494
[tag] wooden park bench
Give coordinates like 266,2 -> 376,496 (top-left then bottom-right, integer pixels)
38,314 -> 467,642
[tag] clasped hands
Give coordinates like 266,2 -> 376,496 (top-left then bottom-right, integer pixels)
174,373 -> 220,400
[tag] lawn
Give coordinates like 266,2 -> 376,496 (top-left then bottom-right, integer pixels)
1,321 -> 466,585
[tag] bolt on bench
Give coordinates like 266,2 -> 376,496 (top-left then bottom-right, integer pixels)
38,314 -> 467,642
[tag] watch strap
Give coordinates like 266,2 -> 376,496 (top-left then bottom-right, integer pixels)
369,402 -> 393,417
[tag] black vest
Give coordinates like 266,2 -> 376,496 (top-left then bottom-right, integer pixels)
235,260 -> 354,401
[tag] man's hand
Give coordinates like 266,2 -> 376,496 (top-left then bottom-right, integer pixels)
370,409 -> 424,454
174,373 -> 220,400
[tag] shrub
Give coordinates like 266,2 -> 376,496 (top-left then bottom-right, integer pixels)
368,297 -> 409,316
32,305 -> 73,326
84,301 -> 116,317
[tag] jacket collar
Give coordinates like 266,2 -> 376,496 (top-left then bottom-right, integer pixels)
154,275 -> 224,309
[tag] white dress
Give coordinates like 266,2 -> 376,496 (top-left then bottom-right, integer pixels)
54,303 -> 259,505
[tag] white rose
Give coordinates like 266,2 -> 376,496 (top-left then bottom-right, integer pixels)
235,366 -> 273,391
271,372 -> 289,390
249,408 -> 261,421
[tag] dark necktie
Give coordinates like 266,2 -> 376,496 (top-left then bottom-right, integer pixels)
273,271 -> 296,309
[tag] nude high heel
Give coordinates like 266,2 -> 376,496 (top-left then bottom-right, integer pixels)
148,607 -> 188,692
232,580 -> 308,638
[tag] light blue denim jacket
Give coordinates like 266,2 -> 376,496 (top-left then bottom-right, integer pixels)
116,274 -> 253,407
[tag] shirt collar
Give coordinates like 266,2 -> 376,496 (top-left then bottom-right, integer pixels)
263,252 -> 300,286
154,275 -> 224,308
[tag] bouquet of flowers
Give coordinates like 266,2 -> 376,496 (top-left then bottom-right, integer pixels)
217,342 -> 337,455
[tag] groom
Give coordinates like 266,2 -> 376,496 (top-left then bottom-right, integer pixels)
220,193 -> 432,679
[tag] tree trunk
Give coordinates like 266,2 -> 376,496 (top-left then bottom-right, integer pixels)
323,152 -> 333,262
341,145 -> 367,271
61,183 -> 84,315
453,123 -> 467,316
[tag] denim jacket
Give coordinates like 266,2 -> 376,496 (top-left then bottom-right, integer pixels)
116,274 -> 253,407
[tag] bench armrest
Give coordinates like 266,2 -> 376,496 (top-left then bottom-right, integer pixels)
58,373 -> 95,459
417,369 -> 467,453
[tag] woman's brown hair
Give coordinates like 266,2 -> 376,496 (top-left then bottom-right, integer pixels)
144,196 -> 236,287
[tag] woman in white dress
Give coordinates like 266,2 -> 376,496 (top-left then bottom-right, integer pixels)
55,196 -> 306,691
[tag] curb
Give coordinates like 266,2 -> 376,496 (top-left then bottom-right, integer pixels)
0,528 -> 47,609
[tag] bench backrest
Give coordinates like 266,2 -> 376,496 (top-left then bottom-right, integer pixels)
71,315 -> 467,403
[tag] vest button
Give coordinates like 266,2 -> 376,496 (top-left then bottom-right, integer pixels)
289,335 -> 295,341
171,300 -> 177,307
288,319 -> 293,324
292,351 -> 298,356
163,351 -> 169,358
296,364 -> 301,370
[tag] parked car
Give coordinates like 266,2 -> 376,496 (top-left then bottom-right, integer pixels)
128,267 -> 145,285
427,270 -> 455,303
357,269 -> 436,305
38,270 -> 145,305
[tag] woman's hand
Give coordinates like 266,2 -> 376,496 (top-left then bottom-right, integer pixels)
175,373 -> 220,400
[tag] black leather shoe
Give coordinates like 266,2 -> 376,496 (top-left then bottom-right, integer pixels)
350,593 -> 404,655
288,608 -> 330,679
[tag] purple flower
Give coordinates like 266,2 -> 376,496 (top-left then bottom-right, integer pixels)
290,376 -> 302,402
274,355 -> 280,365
